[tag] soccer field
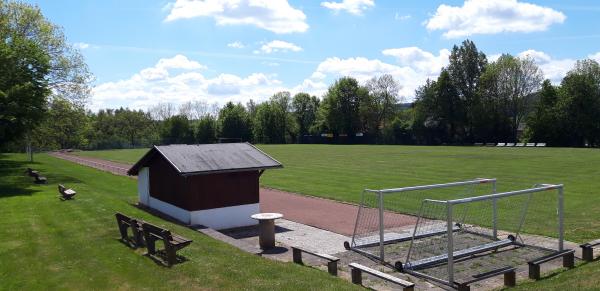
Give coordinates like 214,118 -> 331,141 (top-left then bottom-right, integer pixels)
76,144 -> 600,243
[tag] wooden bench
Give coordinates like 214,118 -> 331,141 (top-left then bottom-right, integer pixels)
496,143 -> 506,147
506,143 -> 515,146
291,246 -> 339,276
581,239 -> 600,262
115,212 -> 144,247
527,249 -> 575,280
58,184 -> 77,200
515,143 -> 525,147
526,143 -> 536,147
536,143 -> 547,147
141,222 -> 192,266
455,266 -> 516,291
349,263 -> 414,291
32,172 -> 47,184
25,167 -> 39,177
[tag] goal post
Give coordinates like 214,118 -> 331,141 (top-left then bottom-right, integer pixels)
345,178 -> 497,262
399,183 -> 564,287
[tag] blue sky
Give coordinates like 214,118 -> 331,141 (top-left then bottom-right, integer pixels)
28,0 -> 600,110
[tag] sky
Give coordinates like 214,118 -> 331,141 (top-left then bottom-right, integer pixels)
26,0 -> 600,111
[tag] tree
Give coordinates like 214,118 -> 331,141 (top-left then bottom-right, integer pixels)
33,97 -> 89,149
148,102 -> 176,120
160,115 -> 194,144
115,108 -> 153,147
292,93 -> 320,138
218,102 -> 252,141
483,54 -> 544,141
447,40 -> 487,140
365,74 -> 400,129
526,80 -> 566,145
195,115 -> 217,144
320,77 -> 369,135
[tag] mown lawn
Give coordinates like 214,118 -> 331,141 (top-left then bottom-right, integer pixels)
0,153 -> 361,290
76,145 -> 600,243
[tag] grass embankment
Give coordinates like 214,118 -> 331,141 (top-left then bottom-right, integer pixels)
0,153 -> 361,290
77,145 -> 600,243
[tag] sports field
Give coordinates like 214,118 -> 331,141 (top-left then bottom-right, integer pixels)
77,144 -> 600,243
0,153 -> 360,290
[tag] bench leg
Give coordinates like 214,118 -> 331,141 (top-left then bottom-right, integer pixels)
457,284 -> 470,291
166,245 -> 176,267
327,261 -> 337,276
292,248 -> 302,264
131,227 -> 145,247
504,270 -> 516,287
582,247 -> 594,262
116,221 -> 129,242
146,237 -> 157,255
528,263 -> 540,280
563,252 -> 575,268
351,268 -> 362,285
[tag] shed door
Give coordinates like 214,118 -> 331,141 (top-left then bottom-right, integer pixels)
138,167 -> 150,205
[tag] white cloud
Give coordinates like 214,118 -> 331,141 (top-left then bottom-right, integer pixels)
321,0 -> 374,15
257,40 -> 303,54
516,49 -> 574,83
395,13 -> 411,21
426,0 -> 566,38
73,42 -> 90,49
227,41 -> 245,49
382,47 -> 450,75
589,52 -> 600,62
91,55 -> 286,111
164,0 -> 308,34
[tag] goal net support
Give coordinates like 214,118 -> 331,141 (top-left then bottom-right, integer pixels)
398,184 -> 564,287
345,178 -> 497,263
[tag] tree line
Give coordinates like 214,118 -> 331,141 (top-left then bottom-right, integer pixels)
2,1 -> 599,151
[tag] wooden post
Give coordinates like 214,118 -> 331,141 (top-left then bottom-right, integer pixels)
351,268 -> 362,285
292,248 -> 302,264
563,252 -> 575,268
528,263 -> 540,280
582,246 -> 594,262
504,270 -> 516,287
327,261 -> 337,276
457,284 -> 470,291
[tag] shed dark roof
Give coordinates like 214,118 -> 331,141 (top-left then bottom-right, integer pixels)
127,143 -> 282,176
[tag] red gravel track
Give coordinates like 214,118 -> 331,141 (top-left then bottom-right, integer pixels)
50,151 -> 416,236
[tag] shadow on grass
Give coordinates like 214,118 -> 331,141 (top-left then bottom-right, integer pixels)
0,157 -> 42,198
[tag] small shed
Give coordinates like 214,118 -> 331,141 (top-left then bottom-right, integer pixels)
127,143 -> 282,229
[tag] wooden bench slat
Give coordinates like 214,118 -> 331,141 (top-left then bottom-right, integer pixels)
458,266 -> 515,285
349,263 -> 414,288
528,249 -> 574,265
291,246 -> 339,261
581,239 -> 600,248
528,249 -> 575,280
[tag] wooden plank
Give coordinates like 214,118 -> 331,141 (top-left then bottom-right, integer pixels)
291,246 -> 339,261
349,263 -> 414,288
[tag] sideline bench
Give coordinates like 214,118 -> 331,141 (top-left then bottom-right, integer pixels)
496,143 -> 506,147
581,239 -> 600,262
58,184 -> 77,200
536,143 -> 547,147
142,222 -> 192,266
506,143 -> 515,146
115,213 -> 144,247
455,266 -> 516,291
32,172 -> 47,184
291,246 -> 339,276
25,168 -> 39,177
349,263 -> 414,291
515,143 -> 525,147
527,249 -> 575,280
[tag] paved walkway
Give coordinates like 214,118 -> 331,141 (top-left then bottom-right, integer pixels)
49,151 -> 416,236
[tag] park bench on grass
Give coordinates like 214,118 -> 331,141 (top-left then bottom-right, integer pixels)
32,172 -> 47,184
526,143 -> 536,147
115,212 -> 144,247
536,143 -> 547,147
58,184 -> 77,200
527,249 -> 575,280
25,167 -> 39,177
581,239 -> 600,262
506,143 -> 515,146
291,246 -> 340,276
496,143 -> 506,147
515,143 -> 525,147
141,222 -> 192,266
485,143 -> 496,147
455,266 -> 516,291
349,263 -> 414,291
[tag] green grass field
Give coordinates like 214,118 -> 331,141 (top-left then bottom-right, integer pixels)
0,153 -> 360,290
77,145 -> 600,243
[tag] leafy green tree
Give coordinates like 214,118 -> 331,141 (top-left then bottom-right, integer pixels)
365,74 -> 400,129
115,108 -> 154,147
32,97 -> 89,149
195,115 -> 217,144
160,115 -> 194,144
526,80 -> 566,145
292,93 -> 320,138
447,40 -> 487,140
218,102 -> 252,141
320,77 -> 370,135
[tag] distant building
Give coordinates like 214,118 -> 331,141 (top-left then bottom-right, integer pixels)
127,143 -> 282,229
